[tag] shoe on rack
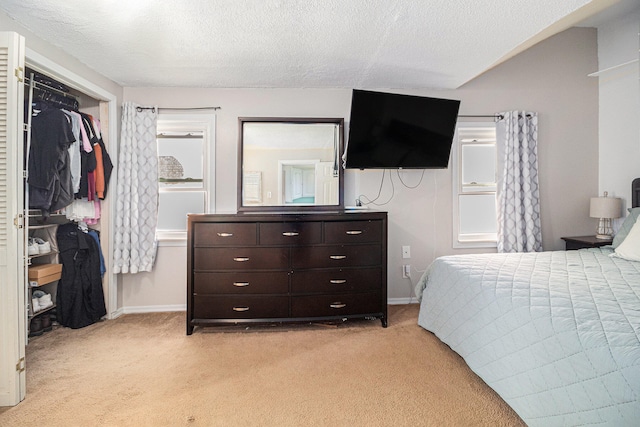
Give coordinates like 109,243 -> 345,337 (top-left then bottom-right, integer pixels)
29,317 -> 44,337
38,293 -> 53,310
28,238 -> 39,256
32,298 -> 41,313
41,315 -> 52,332
32,237 -> 50,254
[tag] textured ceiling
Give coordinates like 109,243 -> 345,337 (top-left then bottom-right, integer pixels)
0,0 -> 618,89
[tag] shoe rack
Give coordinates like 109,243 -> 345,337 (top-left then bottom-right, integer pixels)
26,212 -> 65,338
23,69 -> 76,339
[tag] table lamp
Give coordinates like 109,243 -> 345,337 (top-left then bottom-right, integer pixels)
590,191 -> 622,239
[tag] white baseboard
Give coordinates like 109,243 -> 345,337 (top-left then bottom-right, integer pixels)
109,300 -> 416,318
388,297 -> 419,305
108,307 -> 125,319
116,304 -> 187,316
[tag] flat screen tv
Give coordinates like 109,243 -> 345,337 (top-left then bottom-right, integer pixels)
344,90 -> 461,169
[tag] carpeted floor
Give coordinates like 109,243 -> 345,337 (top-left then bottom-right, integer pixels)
0,304 -> 524,426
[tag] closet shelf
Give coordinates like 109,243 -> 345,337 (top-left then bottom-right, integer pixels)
25,76 -> 78,100
29,223 -> 60,229
31,304 -> 56,317
28,250 -> 59,261
28,209 -> 66,216
587,58 -> 639,77
28,277 -> 60,287
28,213 -> 69,226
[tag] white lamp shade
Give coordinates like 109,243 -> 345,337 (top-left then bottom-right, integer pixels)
589,196 -> 622,219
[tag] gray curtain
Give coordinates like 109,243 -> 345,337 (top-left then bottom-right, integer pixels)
113,103 -> 159,273
496,111 -> 542,253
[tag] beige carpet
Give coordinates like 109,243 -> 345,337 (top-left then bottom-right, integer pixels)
0,304 -> 524,426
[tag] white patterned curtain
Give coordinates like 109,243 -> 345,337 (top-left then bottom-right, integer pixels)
496,111 -> 542,253
113,103 -> 159,273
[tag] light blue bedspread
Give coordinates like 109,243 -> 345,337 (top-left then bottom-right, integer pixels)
416,248 -> 640,426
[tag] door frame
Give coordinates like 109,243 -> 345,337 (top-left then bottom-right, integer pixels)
277,159 -> 319,205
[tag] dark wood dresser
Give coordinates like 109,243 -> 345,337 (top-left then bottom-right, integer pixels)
187,211 -> 388,334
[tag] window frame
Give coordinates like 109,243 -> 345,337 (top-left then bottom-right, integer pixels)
156,113 -> 215,242
452,122 -> 498,249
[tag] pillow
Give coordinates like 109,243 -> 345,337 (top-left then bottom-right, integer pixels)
612,207 -> 640,248
612,215 -> 640,261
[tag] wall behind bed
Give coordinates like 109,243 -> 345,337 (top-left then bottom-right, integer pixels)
596,6 -> 640,227
121,27 -> 599,310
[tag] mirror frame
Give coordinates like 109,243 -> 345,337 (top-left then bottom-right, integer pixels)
238,117 -> 345,212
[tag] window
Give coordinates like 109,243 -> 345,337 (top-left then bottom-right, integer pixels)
156,114 -> 215,240
452,123 -> 498,248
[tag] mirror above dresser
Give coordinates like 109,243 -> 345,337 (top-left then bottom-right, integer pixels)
238,117 -> 344,212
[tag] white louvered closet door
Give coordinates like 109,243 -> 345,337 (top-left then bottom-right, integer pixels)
0,31 -> 26,407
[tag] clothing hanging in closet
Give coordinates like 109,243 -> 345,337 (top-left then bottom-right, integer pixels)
28,101 -> 76,216
64,109 -> 114,224
27,90 -> 113,222
56,222 -> 106,329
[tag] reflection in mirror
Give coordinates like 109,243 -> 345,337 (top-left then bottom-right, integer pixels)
239,118 -> 344,211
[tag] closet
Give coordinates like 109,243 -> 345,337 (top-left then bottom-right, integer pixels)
24,69 -> 112,337
0,32 -> 119,406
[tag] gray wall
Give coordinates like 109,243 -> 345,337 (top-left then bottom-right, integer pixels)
122,27 -> 599,308
597,9 -> 640,225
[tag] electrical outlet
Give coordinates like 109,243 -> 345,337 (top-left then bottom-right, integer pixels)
402,245 -> 411,259
402,264 -> 411,278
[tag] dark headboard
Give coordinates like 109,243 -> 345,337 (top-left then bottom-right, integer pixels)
633,178 -> 640,208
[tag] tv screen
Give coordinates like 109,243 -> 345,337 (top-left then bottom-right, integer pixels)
344,90 -> 461,169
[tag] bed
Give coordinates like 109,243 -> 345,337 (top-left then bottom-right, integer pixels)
416,179 -> 640,426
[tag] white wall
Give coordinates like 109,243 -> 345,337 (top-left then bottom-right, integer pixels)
121,27 -> 599,308
0,10 -> 122,99
597,9 -> 640,228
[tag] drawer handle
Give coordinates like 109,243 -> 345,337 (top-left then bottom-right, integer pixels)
232,306 -> 250,312
330,302 -> 346,309
233,257 -> 250,262
346,230 -> 363,235
233,282 -> 250,287
217,232 -> 234,237
330,255 -> 347,260
282,232 -> 299,237
330,279 -> 347,284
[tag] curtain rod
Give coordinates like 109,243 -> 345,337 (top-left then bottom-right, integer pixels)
459,113 -> 533,120
136,106 -> 220,113
458,114 -> 505,120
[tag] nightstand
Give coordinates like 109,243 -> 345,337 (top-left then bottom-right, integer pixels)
561,235 -> 613,250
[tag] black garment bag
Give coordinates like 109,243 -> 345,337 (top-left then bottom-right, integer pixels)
56,223 -> 106,329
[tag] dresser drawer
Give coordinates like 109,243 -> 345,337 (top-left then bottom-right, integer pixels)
291,292 -> 381,317
193,223 -> 257,246
324,220 -> 382,244
259,222 -> 322,245
292,244 -> 381,269
194,247 -> 289,270
194,271 -> 289,295
193,295 -> 289,319
291,268 -> 381,294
